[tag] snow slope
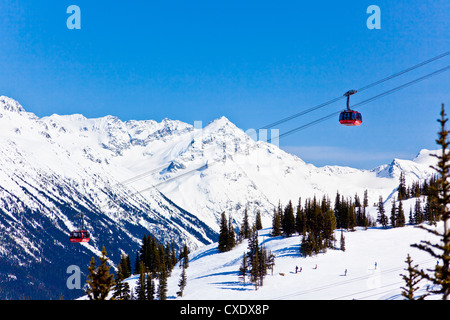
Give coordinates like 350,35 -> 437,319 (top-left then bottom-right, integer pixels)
103,197 -> 444,300
119,200 -> 443,300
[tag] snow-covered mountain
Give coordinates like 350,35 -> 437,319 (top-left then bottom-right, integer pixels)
0,95 -> 439,299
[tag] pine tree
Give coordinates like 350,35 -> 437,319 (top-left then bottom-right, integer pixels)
146,272 -> 155,300
113,262 -> 131,300
411,103 -> 450,300
295,198 -> 306,236
400,254 -> 426,300
266,250 -> 275,276
240,208 -> 251,240
177,266 -> 187,297
271,207 -> 282,236
255,210 -> 263,230
363,189 -> 369,215
238,252 -> 248,284
228,214 -> 236,249
390,197 -> 397,228
86,246 -> 115,300
377,196 -> 388,228
134,251 -> 140,275
300,232 -> 313,257
397,200 -> 406,227
258,246 -> 267,286
218,211 -> 229,252
135,261 -> 147,300
181,243 -> 189,269
414,197 -> 424,224
340,230 -> 346,252
282,200 -> 295,237
398,172 -> 407,200
323,209 -> 337,248
250,249 -> 260,290
157,269 -> 168,300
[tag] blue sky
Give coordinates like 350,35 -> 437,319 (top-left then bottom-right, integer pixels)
0,0 -> 449,169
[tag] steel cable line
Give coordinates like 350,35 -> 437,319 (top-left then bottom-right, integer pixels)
24,55 -> 450,236
68,51 -> 450,194
90,52 -> 450,195
129,65 -> 449,196
269,65 -> 450,143
261,50 -> 450,130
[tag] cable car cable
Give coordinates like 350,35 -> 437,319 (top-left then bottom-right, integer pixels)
131,64 -> 450,196
31,56 -> 450,231
269,65 -> 450,142
261,50 -> 450,130
93,51 -> 450,193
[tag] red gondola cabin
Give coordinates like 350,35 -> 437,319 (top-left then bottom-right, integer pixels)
70,230 -> 90,243
339,110 -> 362,126
339,89 -> 362,126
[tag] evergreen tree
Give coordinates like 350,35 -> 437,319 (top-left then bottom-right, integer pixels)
146,272 -> 155,300
266,250 -> 275,276
347,203 -> 356,231
323,209 -> 337,248
135,261 -> 147,300
134,251 -> 140,275
255,210 -> 263,230
238,252 -> 248,284
412,104 -> 450,300
177,266 -> 187,297
300,233 -> 313,257
409,207 -> 414,226
334,191 -> 343,229
340,230 -> 346,252
282,200 -> 295,237
113,262 -> 131,300
390,197 -> 397,228
377,196 -> 388,228
218,212 -> 229,252
363,189 -> 369,215
240,208 -> 251,239
414,197 -> 424,224
245,228 -> 271,289
271,207 -> 282,236
250,249 -> 260,289
295,198 -> 306,236
228,214 -> 236,249
157,269 -> 168,300
398,172 -> 407,200
400,254 -> 426,300
397,200 -> 406,227
258,246 -> 267,286
86,246 -> 115,300
181,244 -> 189,269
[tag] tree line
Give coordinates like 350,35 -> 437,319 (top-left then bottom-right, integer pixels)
84,233 -> 190,300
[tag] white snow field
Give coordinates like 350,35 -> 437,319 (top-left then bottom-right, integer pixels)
116,203 -> 444,301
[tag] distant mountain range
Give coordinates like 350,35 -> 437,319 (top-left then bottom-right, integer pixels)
0,95 -> 438,299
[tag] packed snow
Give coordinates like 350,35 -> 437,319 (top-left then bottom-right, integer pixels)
111,199 -> 444,300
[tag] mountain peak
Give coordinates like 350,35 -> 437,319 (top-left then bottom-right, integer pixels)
0,96 -> 25,113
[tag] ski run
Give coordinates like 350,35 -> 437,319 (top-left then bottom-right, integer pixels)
79,197 -> 444,300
